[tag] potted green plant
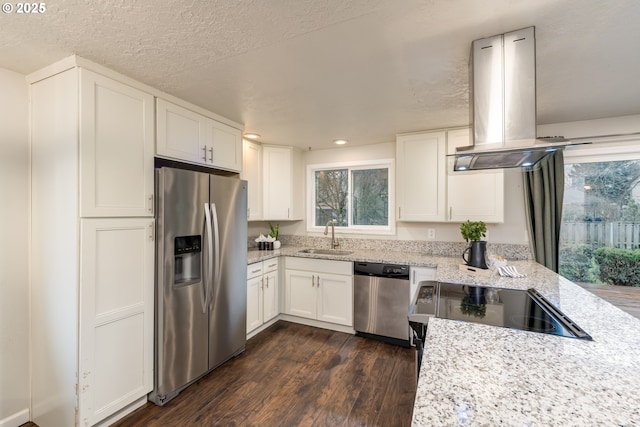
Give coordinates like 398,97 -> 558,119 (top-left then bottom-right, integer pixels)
460,220 -> 486,242
460,220 -> 488,269
269,223 -> 280,249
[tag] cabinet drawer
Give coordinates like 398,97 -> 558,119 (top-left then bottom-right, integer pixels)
263,258 -> 279,273
247,262 -> 264,279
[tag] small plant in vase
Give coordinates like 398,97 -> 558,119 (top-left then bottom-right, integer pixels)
269,223 -> 281,249
460,220 -> 488,269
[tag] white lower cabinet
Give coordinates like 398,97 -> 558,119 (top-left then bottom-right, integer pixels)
284,257 -> 353,327
246,258 -> 279,336
79,218 -> 154,426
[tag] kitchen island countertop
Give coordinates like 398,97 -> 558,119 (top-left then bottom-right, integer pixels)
248,246 -> 640,426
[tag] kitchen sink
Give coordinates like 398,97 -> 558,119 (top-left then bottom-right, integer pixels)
298,248 -> 353,256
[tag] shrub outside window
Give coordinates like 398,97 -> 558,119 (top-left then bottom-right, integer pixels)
560,141 -> 640,286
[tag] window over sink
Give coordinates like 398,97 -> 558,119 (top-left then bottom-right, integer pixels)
307,159 -> 395,234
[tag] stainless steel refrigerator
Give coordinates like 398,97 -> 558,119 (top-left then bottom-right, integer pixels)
150,167 -> 247,405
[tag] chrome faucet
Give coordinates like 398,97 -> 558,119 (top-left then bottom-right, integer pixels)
324,220 -> 340,249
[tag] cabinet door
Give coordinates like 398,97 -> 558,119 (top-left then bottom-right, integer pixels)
263,269 -> 279,322
78,218 -> 154,426
80,69 -> 154,217
205,118 -> 242,172
156,98 -> 207,165
247,275 -> 264,333
396,132 -> 446,221
285,269 -> 316,319
446,128 -> 504,223
242,140 -> 263,221
263,146 -> 293,220
317,273 -> 353,326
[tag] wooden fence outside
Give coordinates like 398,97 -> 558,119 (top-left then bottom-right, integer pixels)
561,221 -> 640,249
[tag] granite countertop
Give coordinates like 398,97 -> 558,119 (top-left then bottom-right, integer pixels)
248,245 -> 640,426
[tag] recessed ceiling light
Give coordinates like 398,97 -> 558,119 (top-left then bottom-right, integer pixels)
244,133 -> 261,140
333,139 -> 348,145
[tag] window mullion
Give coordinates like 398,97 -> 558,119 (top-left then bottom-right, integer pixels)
347,167 -> 353,227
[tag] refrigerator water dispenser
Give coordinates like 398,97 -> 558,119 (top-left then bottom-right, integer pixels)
174,235 -> 202,287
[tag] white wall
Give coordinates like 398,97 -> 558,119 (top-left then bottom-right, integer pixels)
0,68 -> 30,426
250,141 -> 530,245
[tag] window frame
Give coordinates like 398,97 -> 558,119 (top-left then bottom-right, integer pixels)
306,159 -> 395,235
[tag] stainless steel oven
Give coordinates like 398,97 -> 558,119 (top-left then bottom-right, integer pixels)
354,262 -> 410,346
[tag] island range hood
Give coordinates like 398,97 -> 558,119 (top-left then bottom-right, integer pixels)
453,26 -> 577,171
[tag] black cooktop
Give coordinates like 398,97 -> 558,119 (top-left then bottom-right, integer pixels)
409,282 -> 592,340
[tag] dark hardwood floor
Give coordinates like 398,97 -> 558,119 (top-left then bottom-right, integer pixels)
20,287 -> 640,427
112,321 -> 416,427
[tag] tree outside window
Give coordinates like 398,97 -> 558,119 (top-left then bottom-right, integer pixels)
310,161 -> 393,233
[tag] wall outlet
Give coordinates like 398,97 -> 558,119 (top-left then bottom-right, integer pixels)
427,228 -> 436,240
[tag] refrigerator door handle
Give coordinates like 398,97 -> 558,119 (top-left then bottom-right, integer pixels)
203,202 -> 214,313
209,202 -> 221,310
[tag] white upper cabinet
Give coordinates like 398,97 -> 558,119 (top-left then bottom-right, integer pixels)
205,117 -> 243,172
241,139 -> 263,221
396,128 -> 505,224
396,131 -> 447,221
80,69 -> 155,217
262,145 -> 303,220
156,98 -> 204,164
446,128 -> 504,223
156,98 -> 242,172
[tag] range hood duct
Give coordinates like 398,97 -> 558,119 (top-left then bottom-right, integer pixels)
453,26 -> 581,171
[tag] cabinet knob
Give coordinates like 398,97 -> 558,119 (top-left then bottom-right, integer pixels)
149,222 -> 154,241
208,147 -> 213,162
265,277 -> 269,288
202,145 -> 207,162
148,194 -> 154,213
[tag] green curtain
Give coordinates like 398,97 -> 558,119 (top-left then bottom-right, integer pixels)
523,151 -> 564,272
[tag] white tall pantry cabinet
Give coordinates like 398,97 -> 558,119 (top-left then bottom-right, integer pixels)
30,61 -> 155,426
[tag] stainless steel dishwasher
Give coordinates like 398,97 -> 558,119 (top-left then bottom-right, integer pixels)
353,262 -> 410,346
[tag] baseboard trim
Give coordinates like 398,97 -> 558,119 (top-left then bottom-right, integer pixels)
279,314 -> 355,334
0,408 -> 29,427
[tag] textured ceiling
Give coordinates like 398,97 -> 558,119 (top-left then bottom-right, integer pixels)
1,0 -> 639,150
